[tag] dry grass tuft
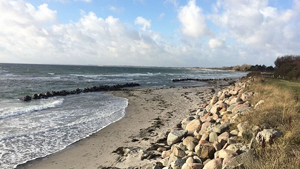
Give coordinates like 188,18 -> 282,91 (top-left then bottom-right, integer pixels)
242,77 -> 300,168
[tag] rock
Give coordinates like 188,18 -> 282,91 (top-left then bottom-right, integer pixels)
200,113 -> 212,122
213,141 -> 222,151
160,158 -> 169,166
171,158 -> 186,169
199,140 -> 209,145
142,162 -> 164,169
167,130 -> 187,145
237,121 -> 249,137
162,150 -> 172,158
186,157 -> 194,164
203,158 -> 222,169
186,119 -> 202,134
213,123 -> 231,134
228,137 -> 237,144
215,149 -> 237,158
183,136 -> 196,151
168,153 -> 178,166
241,93 -> 252,101
210,95 -> 218,106
227,104 -> 238,112
209,132 -> 218,143
210,105 -> 221,114
22,95 -> 32,101
32,94 -> 39,99
157,147 -> 167,152
201,133 -> 209,141
193,156 -> 202,163
171,145 -> 186,158
254,100 -> 264,109
218,132 -> 230,143
182,117 -> 196,130
194,130 -> 201,140
222,149 -> 254,168
232,104 -> 252,115
194,143 -> 215,159
251,125 -> 260,133
182,163 -> 204,169
256,129 -> 283,145
200,122 -> 212,133
230,130 -> 239,136
197,109 -> 208,117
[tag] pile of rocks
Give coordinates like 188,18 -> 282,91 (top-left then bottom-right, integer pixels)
146,79 -> 283,169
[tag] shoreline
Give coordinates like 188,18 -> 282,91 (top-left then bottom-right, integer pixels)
17,80 -> 235,169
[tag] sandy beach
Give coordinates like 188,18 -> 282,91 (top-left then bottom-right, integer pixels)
17,80 -> 232,169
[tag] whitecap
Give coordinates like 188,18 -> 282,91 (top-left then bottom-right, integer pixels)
0,98 -> 64,119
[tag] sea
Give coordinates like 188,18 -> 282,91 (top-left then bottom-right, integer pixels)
0,63 -> 246,169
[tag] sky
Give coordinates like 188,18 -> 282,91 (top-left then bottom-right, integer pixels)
0,0 -> 300,67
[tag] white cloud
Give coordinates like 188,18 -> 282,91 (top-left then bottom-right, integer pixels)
0,1 -> 204,67
209,39 -> 224,49
1,0 -> 300,67
178,0 -> 213,38
164,0 -> 178,7
159,13 -> 165,20
209,0 -> 300,65
134,16 -> 151,31
109,6 -> 125,13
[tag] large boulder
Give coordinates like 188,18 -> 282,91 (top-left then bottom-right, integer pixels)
171,145 -> 186,158
254,100 -> 264,110
210,95 -> 218,106
213,123 -> 231,134
182,163 -> 204,169
182,117 -> 196,130
167,130 -> 187,145
203,158 -> 223,169
183,136 -> 197,151
22,95 -> 32,101
186,119 -> 202,134
195,143 -> 215,159
215,149 -> 238,159
171,158 -> 186,169
209,132 -> 218,143
237,121 -> 250,137
256,129 -> 283,145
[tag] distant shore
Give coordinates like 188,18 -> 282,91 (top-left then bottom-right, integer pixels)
17,79 -> 233,169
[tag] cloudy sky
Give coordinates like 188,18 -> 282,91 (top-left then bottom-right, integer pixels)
0,0 -> 300,67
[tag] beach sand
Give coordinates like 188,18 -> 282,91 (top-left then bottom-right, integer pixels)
17,81 -> 231,169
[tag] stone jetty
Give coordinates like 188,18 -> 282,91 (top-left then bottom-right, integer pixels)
20,83 -> 140,101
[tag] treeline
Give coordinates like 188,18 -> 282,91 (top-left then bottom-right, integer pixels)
221,64 -> 274,72
274,55 -> 300,79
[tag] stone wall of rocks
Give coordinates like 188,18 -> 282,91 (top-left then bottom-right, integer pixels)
145,78 -> 283,169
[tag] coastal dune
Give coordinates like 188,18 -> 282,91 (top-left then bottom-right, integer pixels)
17,82 -> 229,169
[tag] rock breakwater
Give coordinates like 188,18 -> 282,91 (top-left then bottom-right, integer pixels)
20,83 -> 140,101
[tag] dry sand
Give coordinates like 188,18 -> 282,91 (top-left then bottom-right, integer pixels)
17,81 -> 231,169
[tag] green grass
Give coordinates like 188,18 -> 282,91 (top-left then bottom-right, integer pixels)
266,78 -> 300,95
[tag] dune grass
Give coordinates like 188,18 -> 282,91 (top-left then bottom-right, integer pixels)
242,78 -> 300,169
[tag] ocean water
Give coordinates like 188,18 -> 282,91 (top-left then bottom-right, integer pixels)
0,63 -> 246,169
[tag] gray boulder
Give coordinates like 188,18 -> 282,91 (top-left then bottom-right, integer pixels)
167,130 -> 187,145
